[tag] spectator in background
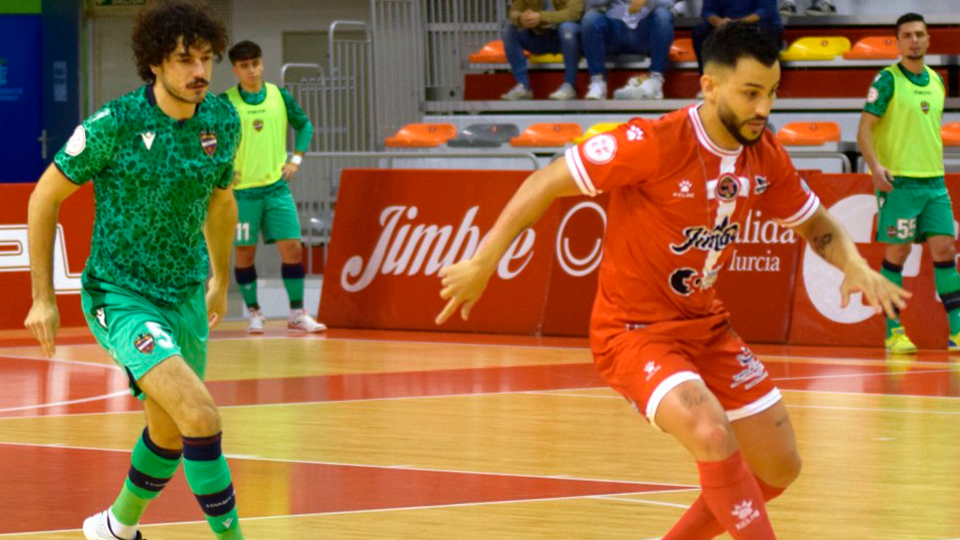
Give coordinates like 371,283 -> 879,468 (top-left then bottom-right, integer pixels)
501,0 -> 585,100
581,0 -> 676,100
694,0 -> 783,75
779,0 -> 836,16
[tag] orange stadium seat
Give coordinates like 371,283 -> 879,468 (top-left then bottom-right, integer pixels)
669,38 -> 696,63
573,122 -> 621,144
780,36 -> 851,61
843,36 -> 899,60
943,122 -> 960,147
776,121 -> 841,146
510,123 -> 583,147
468,40 -> 529,63
384,123 -> 457,147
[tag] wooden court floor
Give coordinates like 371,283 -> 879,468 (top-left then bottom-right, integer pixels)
0,323 -> 959,539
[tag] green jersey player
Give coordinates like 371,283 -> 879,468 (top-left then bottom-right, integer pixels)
223,40 -> 326,334
24,1 -> 245,538
857,12 -> 960,354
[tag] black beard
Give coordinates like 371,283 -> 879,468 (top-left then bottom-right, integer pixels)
159,77 -> 207,104
718,100 -> 765,147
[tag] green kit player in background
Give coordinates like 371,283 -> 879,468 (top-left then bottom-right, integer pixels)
857,12 -> 960,354
24,1 -> 246,538
223,40 -> 327,334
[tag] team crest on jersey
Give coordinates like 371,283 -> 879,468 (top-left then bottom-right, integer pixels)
133,332 -> 155,354
716,173 -> 740,201
200,130 -> 218,156
253,119 -> 264,132
753,175 -> 769,194
920,101 -> 930,114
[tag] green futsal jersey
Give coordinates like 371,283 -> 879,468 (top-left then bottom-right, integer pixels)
54,85 -> 240,305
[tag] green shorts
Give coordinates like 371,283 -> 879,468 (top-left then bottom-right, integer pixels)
81,275 -> 208,399
876,176 -> 956,244
234,180 -> 302,247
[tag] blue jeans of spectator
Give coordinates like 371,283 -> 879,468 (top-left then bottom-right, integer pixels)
581,7 -> 674,78
692,21 -> 784,73
502,21 -> 581,88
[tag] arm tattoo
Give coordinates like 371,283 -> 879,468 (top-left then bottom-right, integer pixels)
812,233 -> 833,257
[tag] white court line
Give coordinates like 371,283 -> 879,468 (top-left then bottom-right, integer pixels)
0,439 -> 699,488
0,390 -> 129,414
592,495 -> 691,509
0,353 -> 120,370
774,368 -> 958,381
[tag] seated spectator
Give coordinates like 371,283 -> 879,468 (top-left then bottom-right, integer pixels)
580,0 -> 676,100
779,0 -> 836,16
694,0 -> 783,74
501,0 -> 585,101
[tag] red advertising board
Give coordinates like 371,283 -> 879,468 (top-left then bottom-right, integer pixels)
788,174 -> 959,349
0,183 -> 94,332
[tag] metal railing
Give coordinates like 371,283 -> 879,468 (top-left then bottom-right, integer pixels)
424,0 -> 506,100
281,63 -> 328,152
329,21 -> 377,152
371,0 -> 425,143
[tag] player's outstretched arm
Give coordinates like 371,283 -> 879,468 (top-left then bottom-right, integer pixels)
204,186 -> 238,328
24,164 -> 81,357
435,158 -> 583,325
792,205 -> 910,319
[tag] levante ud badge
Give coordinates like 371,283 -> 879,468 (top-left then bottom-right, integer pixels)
200,130 -> 218,156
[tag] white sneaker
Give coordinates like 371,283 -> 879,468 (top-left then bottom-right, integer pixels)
805,0 -> 835,15
779,0 -> 796,15
585,76 -> 607,100
247,307 -> 265,334
83,510 -> 142,540
501,83 -> 533,101
548,82 -> 576,100
672,0 -> 688,16
288,309 -> 327,333
613,73 -> 664,100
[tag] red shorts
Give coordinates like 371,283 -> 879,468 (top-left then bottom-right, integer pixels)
591,315 -> 781,430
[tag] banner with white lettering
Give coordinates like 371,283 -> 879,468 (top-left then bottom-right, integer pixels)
0,183 -> 93,331
788,174 -> 959,349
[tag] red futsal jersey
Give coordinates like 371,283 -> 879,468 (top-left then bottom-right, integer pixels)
564,105 -> 820,349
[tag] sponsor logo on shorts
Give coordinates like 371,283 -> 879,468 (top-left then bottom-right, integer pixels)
134,332 -> 155,354
730,347 -> 768,390
886,226 -> 897,238
644,361 -> 661,381
200,130 -> 218,157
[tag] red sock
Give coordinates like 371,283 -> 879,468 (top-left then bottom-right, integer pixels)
663,474 -> 785,540
682,450 -> 777,540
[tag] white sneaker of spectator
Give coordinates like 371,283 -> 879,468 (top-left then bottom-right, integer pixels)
548,82 -> 577,100
288,309 -> 327,333
613,72 -> 664,100
778,0 -> 796,16
672,1 -> 688,17
805,0 -> 835,15
247,307 -> 265,334
501,83 -> 533,100
585,75 -> 607,100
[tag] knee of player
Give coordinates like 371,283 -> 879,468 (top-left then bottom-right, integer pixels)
689,420 -> 738,458
931,244 -> 957,263
179,403 -> 222,436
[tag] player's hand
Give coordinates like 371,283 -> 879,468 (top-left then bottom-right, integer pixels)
520,10 -> 541,28
282,162 -> 299,181
871,166 -> 894,193
628,0 -> 648,14
205,279 -> 229,329
24,299 -> 60,358
436,258 -> 494,325
841,261 -> 911,320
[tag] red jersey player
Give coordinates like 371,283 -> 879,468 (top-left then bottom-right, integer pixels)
435,22 -> 909,540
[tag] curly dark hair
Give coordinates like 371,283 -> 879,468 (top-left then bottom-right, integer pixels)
131,0 -> 228,83
703,21 -> 780,70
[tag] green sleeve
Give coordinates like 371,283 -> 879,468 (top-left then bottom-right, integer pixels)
863,70 -> 894,118
280,87 -> 314,153
54,106 -> 118,185
217,105 -> 241,189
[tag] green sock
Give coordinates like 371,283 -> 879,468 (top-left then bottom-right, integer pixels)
111,429 -> 181,526
183,434 -> 244,539
934,261 -> 960,334
881,260 -> 904,337
281,263 -> 305,310
234,266 -> 259,310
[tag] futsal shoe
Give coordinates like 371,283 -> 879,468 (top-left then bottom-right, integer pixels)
247,307 -> 266,334
885,327 -> 918,354
288,309 -> 328,333
949,332 -> 960,352
83,510 -> 144,540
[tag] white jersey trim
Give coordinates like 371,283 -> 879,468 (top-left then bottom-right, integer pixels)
779,192 -> 821,228
688,105 -> 742,159
564,146 -> 599,197
726,388 -> 782,423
